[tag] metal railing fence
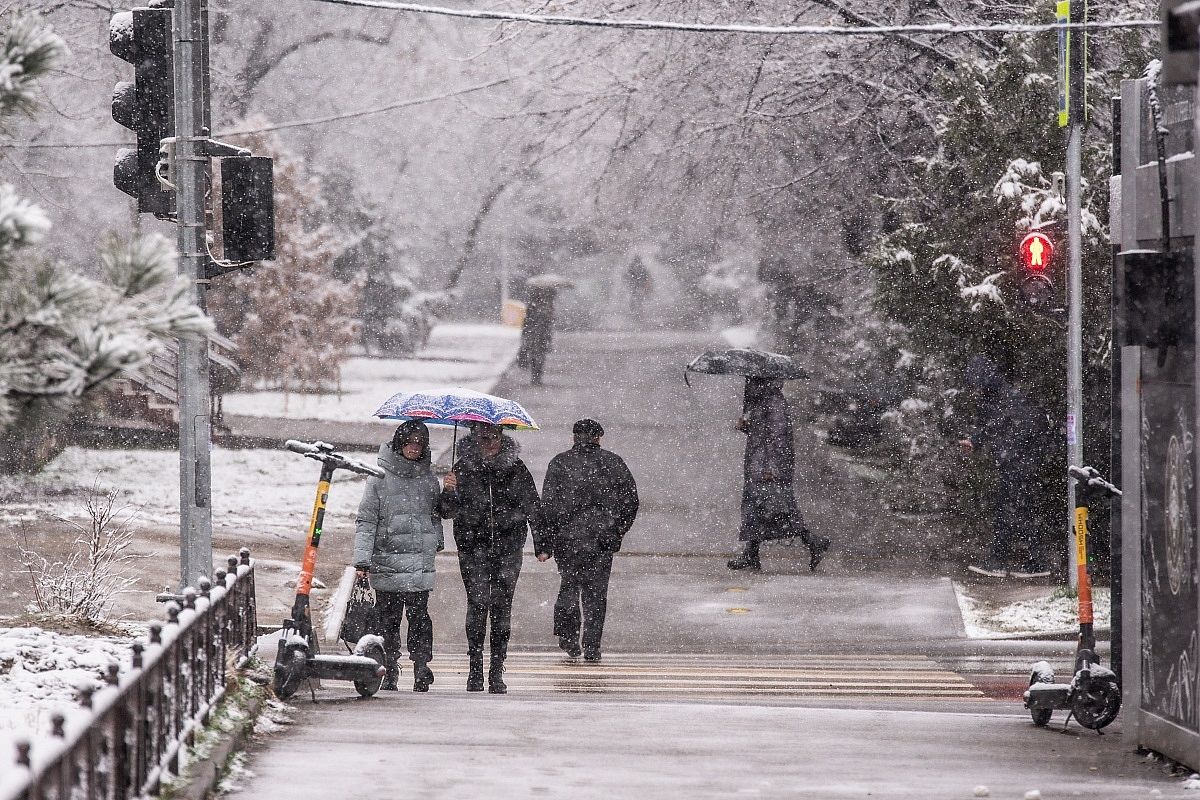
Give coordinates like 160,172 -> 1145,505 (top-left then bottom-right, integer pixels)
0,548 -> 258,800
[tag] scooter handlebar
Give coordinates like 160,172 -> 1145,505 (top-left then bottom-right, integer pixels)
1069,465 -> 1123,498
343,458 -> 385,478
285,439 -> 325,455
284,439 -> 383,478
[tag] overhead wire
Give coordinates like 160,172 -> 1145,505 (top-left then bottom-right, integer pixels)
4,74 -> 516,150
297,0 -> 1158,37
6,2 -> 1160,151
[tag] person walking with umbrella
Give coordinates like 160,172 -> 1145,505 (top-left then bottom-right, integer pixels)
685,349 -> 830,572
353,420 -> 453,692
441,422 -> 540,693
727,377 -> 831,571
517,285 -> 557,386
534,418 -> 639,662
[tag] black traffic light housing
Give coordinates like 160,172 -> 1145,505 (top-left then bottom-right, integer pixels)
110,6 -> 175,217
220,156 -> 276,263
1164,0 -> 1200,84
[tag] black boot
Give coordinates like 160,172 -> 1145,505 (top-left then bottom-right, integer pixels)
727,542 -> 761,571
466,652 -> 484,692
382,662 -> 400,692
559,636 -> 582,659
806,533 -> 830,572
413,661 -> 434,693
488,656 -> 507,694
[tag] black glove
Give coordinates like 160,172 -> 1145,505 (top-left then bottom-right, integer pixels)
598,530 -> 623,553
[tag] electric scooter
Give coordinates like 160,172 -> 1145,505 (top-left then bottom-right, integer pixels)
1023,465 -> 1123,730
273,440 -> 388,700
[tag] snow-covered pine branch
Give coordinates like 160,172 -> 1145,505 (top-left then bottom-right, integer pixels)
0,13 -> 67,123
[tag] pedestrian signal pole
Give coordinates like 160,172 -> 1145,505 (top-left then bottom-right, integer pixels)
174,0 -> 213,587
1058,0 -> 1087,587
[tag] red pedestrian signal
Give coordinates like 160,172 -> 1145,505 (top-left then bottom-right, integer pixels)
1019,232 -> 1054,272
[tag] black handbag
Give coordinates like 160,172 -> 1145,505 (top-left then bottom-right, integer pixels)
750,482 -> 794,524
339,574 -> 377,645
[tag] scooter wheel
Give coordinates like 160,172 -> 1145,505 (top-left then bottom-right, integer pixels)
1072,676 -> 1121,730
273,644 -> 308,700
1030,707 -> 1052,727
354,640 -> 386,698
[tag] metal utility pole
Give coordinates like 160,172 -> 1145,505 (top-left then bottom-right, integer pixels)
1060,0 -> 1087,586
174,0 -> 213,587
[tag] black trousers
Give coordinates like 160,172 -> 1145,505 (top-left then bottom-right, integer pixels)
373,590 -> 433,668
553,550 -> 614,655
458,543 -> 523,661
987,465 -> 1047,572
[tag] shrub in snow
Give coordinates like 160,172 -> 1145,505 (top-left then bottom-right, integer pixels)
12,484 -> 142,622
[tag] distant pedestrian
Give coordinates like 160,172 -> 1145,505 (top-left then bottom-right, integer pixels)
625,255 -> 653,315
442,422 -> 540,693
354,420 -> 453,692
959,356 -> 1053,579
535,418 -> 639,662
728,378 -> 830,572
517,286 -> 556,386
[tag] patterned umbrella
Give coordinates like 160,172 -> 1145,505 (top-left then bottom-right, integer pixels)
373,387 -> 539,430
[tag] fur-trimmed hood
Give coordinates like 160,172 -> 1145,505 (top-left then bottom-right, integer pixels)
454,432 -> 522,472
376,442 -> 432,479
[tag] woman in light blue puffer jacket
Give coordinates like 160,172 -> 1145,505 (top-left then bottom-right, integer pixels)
354,420 -> 454,692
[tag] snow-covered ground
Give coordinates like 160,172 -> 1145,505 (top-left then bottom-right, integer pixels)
0,626 -> 135,771
0,322 -> 523,535
223,323 -> 520,423
953,582 -> 1111,638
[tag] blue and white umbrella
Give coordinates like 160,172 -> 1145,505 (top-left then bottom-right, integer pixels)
373,387 -> 539,430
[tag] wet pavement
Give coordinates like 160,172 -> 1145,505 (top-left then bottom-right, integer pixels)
230,327 -> 1187,799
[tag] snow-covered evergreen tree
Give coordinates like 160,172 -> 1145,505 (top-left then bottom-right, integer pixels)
208,124 -> 358,392
860,7 -> 1149,561
0,13 -> 211,474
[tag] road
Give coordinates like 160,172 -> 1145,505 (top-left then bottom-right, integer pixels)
230,327 -> 1191,799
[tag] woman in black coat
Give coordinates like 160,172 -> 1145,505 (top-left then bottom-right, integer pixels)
441,423 -> 540,693
727,378 -> 830,572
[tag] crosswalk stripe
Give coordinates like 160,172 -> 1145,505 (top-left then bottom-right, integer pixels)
419,652 -> 988,699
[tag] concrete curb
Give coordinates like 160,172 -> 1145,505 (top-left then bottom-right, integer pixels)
171,689 -> 267,800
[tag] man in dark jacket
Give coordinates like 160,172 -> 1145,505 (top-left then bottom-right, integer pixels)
535,418 -> 638,662
728,378 -> 830,572
442,423 -> 540,693
959,356 -> 1053,578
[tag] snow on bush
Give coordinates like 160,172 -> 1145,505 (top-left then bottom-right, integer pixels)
12,486 -> 142,622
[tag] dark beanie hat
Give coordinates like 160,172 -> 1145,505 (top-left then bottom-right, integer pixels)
392,419 -> 430,451
572,418 -> 604,439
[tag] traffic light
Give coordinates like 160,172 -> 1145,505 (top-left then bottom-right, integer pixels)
110,7 -> 175,217
1163,0 -> 1200,84
1017,230 -> 1057,309
220,156 -> 276,263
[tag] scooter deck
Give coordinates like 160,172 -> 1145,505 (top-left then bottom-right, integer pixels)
308,653 -> 386,683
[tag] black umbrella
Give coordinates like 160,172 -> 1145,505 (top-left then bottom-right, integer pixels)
684,348 -> 810,385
